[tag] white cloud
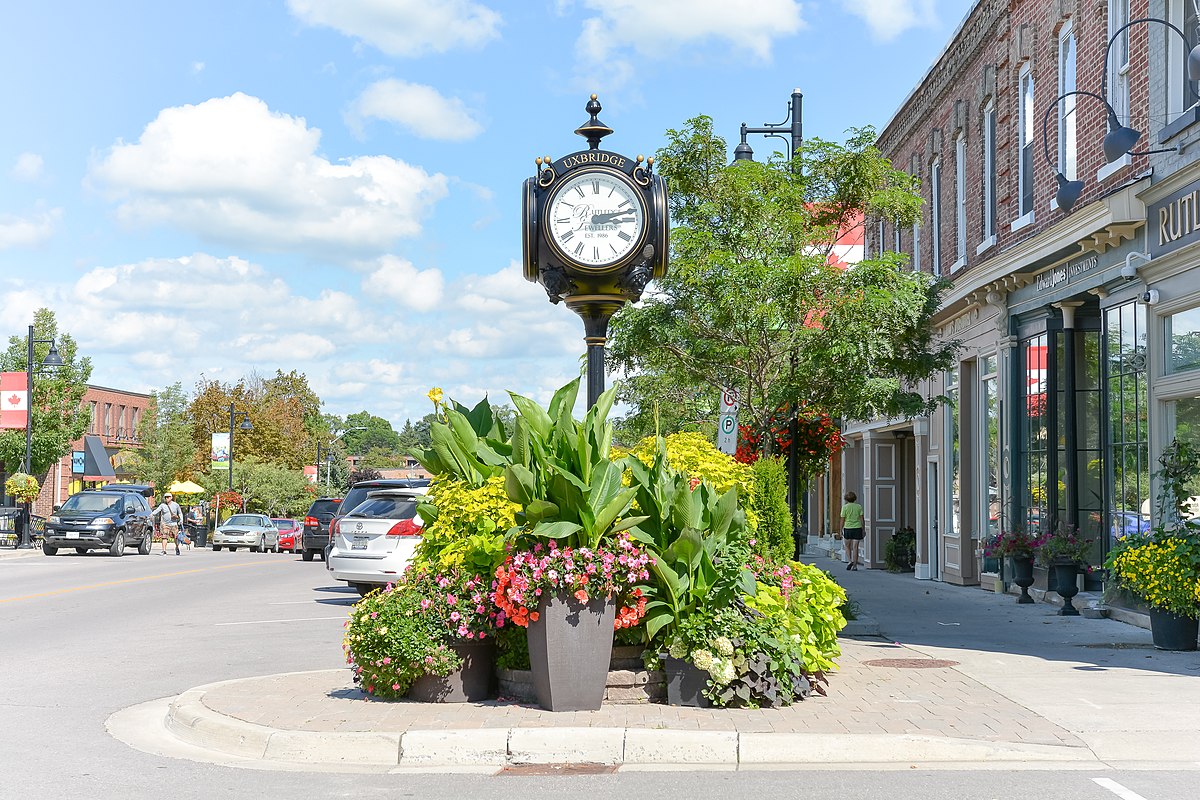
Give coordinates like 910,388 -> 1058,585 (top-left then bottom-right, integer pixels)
12,153 -> 44,181
361,255 -> 445,311
287,0 -> 502,57
88,93 -> 449,255
347,79 -> 483,140
570,0 -> 803,63
191,61 -> 205,75
841,0 -> 936,42
0,208 -> 61,249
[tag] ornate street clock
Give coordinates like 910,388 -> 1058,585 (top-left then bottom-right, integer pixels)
522,95 -> 669,406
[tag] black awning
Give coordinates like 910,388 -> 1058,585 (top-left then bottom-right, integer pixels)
82,434 -> 117,481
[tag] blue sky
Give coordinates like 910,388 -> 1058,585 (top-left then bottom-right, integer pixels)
0,0 -> 973,428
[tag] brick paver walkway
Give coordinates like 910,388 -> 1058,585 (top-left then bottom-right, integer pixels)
200,636 -> 1083,747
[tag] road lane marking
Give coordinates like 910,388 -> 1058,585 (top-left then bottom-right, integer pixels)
215,616 -> 347,626
1093,778 -> 1149,800
268,600 -> 327,605
1078,698 -> 1102,709
0,561 -> 284,605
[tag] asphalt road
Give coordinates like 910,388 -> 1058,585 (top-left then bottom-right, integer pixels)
0,547 -> 1195,800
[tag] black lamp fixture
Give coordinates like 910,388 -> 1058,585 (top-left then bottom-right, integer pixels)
732,88 -> 804,166
1043,16 -> 1199,214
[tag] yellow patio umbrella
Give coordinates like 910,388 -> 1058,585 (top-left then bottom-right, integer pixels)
167,480 -> 206,495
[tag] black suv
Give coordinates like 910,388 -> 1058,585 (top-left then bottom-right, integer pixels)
43,485 -> 155,556
323,479 -> 430,566
301,497 -> 342,561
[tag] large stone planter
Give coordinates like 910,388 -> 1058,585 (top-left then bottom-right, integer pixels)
526,590 -> 616,711
1149,609 -> 1199,651
406,640 -> 496,703
497,645 -> 665,705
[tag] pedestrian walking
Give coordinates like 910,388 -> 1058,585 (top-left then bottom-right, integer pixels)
841,491 -> 865,570
154,492 -> 185,555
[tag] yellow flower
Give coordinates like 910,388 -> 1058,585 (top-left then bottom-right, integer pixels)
428,387 -> 444,406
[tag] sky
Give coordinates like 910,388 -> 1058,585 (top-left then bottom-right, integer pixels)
0,0 -> 975,429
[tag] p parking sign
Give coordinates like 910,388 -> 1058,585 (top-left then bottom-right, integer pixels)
717,387 -> 739,455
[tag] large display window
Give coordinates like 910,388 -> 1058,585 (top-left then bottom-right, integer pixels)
1104,301 -> 1149,544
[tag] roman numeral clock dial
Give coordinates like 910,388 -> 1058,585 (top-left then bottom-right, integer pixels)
544,169 -> 646,270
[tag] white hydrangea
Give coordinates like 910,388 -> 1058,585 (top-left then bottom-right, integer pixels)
667,640 -> 688,659
717,659 -> 737,685
692,649 -> 715,672
713,636 -> 734,657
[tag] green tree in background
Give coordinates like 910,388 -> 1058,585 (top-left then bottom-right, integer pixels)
342,411 -> 401,455
0,308 -> 92,476
608,118 -> 956,448
123,383 -> 195,490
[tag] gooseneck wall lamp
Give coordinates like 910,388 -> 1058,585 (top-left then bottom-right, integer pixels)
733,88 -> 804,165
1047,16 -> 1200,213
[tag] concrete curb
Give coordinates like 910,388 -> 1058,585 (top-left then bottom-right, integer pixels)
154,676 -> 1103,771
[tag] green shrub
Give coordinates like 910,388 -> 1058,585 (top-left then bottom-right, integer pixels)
748,456 -> 793,562
747,561 -> 847,674
884,527 -> 916,572
413,475 -> 517,575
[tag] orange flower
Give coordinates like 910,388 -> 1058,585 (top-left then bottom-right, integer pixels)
529,612 -> 540,623
574,589 -> 590,604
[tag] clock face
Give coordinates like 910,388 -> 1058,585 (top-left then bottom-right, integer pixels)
544,169 -> 646,269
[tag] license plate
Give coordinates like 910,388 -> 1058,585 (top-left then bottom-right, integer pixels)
352,535 -> 370,551
65,531 -> 79,539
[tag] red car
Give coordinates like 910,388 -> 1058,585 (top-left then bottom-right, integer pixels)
271,518 -> 302,553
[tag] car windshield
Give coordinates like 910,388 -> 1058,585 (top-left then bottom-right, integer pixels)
225,515 -> 259,526
60,494 -> 121,513
344,497 -> 417,520
272,519 -> 291,528
309,500 -> 341,516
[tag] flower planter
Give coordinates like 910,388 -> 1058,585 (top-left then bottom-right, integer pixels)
406,640 -> 497,703
1149,609 -> 1199,651
661,655 -> 712,708
1009,556 -> 1035,604
1050,561 -> 1080,616
525,590 -> 616,711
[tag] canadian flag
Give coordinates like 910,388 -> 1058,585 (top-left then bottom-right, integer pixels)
0,372 -> 28,430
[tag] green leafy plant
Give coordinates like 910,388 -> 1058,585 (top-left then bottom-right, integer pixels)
624,440 -> 756,643
1036,521 -> 1094,567
884,526 -> 916,572
411,394 -> 512,487
4,473 -> 40,504
983,527 -> 1040,560
747,560 -> 847,674
1105,534 -> 1200,617
413,475 -> 517,576
748,456 -> 793,562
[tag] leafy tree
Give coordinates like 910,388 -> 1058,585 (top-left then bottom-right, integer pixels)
395,415 -> 434,455
608,118 -> 956,450
234,458 -> 315,517
189,372 -> 321,471
123,383 -> 195,490
342,411 -> 401,455
348,467 -> 382,486
0,308 -> 92,476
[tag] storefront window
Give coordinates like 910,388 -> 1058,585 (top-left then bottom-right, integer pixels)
1169,396 -> 1200,517
947,365 -> 961,539
981,355 -> 1001,573
1022,334 -> 1049,536
1106,302 -> 1150,544
1166,307 -> 1200,374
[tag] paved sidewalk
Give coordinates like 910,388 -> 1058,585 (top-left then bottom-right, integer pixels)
107,555 -> 1200,772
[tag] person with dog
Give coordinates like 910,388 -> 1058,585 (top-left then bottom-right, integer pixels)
154,492 -> 185,555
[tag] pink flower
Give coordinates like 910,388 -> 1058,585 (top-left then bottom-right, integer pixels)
450,611 -> 461,622
382,657 -> 391,665
446,594 -> 457,605
392,683 -> 400,691
457,625 -> 469,636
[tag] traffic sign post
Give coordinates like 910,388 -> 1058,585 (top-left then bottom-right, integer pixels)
717,388 -> 739,455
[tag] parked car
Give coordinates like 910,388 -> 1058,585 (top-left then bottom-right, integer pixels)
42,486 -> 155,556
323,479 -> 430,564
212,513 -> 279,552
327,487 -> 427,595
301,497 -> 342,561
272,518 -> 301,553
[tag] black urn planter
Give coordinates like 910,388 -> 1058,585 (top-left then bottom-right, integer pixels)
661,655 -> 712,708
526,590 -> 616,711
1050,561 -> 1080,616
1148,609 -> 1200,651
1009,556 -> 1035,604
406,640 -> 497,703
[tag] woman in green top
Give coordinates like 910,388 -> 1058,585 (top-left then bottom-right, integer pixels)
840,491 -> 865,570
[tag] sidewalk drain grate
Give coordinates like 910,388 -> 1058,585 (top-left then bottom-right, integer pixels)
500,764 -> 618,776
861,658 -> 959,669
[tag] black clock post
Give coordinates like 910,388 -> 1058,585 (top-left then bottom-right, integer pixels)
521,95 -> 669,408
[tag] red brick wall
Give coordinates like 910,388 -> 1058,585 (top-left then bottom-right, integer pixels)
871,0 -> 1150,276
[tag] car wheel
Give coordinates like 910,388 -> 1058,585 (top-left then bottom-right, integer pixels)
212,544 -> 221,551
137,535 -> 151,555
250,538 -> 260,553
42,542 -> 58,556
302,550 -> 314,562
355,583 -> 377,597
75,547 -> 87,555
109,531 -> 125,557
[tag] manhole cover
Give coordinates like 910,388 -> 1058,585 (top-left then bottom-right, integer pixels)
500,764 -> 618,776
861,658 -> 959,668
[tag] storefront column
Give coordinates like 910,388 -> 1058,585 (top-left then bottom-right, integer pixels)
1056,301 -> 1084,528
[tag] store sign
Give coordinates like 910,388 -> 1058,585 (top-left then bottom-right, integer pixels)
1035,254 -> 1100,292
71,451 -> 85,474
1148,177 -> 1200,258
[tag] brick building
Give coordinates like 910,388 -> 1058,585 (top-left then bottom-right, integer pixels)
826,0 -> 1200,596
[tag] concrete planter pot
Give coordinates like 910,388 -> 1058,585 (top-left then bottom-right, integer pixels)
661,655 -> 712,707
1050,561 -> 1081,616
1149,608 -> 1199,651
406,640 -> 496,703
1010,556 -> 1035,604
526,590 -> 616,711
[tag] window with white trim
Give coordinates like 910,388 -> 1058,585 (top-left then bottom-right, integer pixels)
1059,24 -> 1077,181
1167,0 -> 1200,119
955,132 -> 967,264
1019,64 -> 1035,217
982,101 -> 997,240
931,157 -> 942,273
1108,0 -> 1130,126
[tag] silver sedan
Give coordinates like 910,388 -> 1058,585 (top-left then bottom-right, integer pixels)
211,513 -> 280,552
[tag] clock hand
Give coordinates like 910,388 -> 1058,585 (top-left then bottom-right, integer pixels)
591,211 -> 635,224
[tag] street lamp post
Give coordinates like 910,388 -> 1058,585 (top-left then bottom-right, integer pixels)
228,403 -> 253,494
17,324 -> 64,549
732,89 -> 806,551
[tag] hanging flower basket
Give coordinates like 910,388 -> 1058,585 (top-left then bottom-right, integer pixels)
5,473 -> 40,504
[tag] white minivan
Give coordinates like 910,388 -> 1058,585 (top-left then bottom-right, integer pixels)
327,487 -> 426,595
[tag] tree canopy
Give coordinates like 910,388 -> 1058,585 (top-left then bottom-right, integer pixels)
124,382 -> 194,491
608,117 -> 956,448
